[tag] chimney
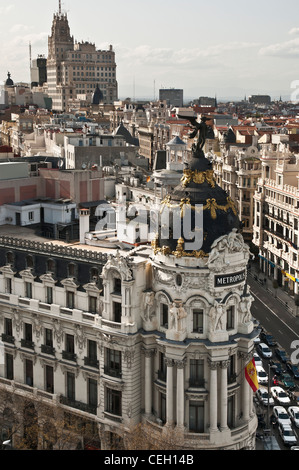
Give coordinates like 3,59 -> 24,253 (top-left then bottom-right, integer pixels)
79,208 -> 90,244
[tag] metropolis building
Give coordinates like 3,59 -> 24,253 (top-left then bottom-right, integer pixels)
0,117 -> 258,449
47,4 -> 118,112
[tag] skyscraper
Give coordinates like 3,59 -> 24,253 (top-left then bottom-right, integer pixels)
47,5 -> 118,112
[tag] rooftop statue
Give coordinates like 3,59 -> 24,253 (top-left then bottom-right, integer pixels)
178,115 -> 211,155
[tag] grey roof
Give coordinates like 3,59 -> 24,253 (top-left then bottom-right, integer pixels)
166,136 -> 186,147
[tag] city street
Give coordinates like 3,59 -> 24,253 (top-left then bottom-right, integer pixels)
248,270 -> 299,450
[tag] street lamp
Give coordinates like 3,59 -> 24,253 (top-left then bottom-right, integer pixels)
1,440 -> 11,450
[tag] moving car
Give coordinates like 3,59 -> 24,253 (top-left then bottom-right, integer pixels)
288,406 -> 299,428
281,373 -> 295,389
286,362 -> 299,379
273,405 -> 292,426
269,360 -> 284,376
257,342 -> 272,359
256,366 -> 268,385
256,387 -> 274,407
260,332 -> 277,347
275,348 -> 289,363
278,423 -> 297,447
271,386 -> 291,404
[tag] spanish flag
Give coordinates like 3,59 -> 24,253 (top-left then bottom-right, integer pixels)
245,358 -> 259,392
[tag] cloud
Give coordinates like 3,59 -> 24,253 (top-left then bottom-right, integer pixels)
115,41 -> 260,68
259,38 -> 299,58
0,5 -> 14,14
289,27 -> 299,35
11,32 -> 49,48
9,24 -> 31,34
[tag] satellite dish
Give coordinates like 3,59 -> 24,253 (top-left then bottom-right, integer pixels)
82,163 -> 87,170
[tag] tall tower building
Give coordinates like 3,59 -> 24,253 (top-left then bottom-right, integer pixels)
47,4 -> 118,112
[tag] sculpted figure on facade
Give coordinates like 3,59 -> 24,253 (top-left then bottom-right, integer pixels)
170,302 -> 187,332
142,291 -> 156,322
239,295 -> 253,324
209,301 -> 226,331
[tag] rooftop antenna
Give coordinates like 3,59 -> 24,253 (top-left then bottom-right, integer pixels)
59,0 -> 62,15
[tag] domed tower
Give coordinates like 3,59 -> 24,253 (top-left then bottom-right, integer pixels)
5,72 -> 14,87
142,116 -> 258,450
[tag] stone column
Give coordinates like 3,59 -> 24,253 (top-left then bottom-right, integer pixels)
241,353 -> 250,422
166,358 -> 174,425
208,359 -> 219,432
144,349 -> 155,416
176,359 -> 185,428
220,360 -> 229,431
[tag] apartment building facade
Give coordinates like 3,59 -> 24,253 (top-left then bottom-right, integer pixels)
253,153 -> 299,295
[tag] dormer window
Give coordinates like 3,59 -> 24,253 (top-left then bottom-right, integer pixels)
26,255 -> 34,269
47,259 -> 56,274
67,263 -> 76,278
6,251 -> 14,266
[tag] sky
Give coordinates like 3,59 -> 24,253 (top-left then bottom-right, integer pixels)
1,0 -> 299,101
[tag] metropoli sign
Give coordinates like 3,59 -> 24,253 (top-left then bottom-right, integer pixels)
214,270 -> 246,288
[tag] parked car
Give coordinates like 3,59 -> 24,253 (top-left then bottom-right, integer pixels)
275,348 -> 289,363
256,366 -> 268,385
288,406 -> 299,428
260,332 -> 277,347
286,362 -> 299,379
273,405 -> 292,426
271,386 -> 291,404
281,373 -> 296,389
269,360 -> 284,376
253,330 -> 261,344
256,387 -> 274,407
253,353 -> 263,368
257,342 -> 273,359
278,423 -> 297,447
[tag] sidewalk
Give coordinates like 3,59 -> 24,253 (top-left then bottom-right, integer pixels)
248,262 -> 298,317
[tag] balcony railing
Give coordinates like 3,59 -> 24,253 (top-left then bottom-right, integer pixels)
21,339 -> 34,350
84,356 -> 99,369
62,351 -> 77,362
41,344 -> 55,356
59,395 -> 97,415
104,366 -> 122,379
189,378 -> 205,388
1,333 -> 15,345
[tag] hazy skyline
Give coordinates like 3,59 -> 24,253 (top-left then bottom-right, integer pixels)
1,0 -> 299,101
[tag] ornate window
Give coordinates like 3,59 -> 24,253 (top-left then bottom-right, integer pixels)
160,303 -> 168,328
193,309 -> 204,333
226,306 -> 235,330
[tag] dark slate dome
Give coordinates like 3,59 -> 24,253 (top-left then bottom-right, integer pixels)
153,146 -> 241,258
92,84 -> 103,105
5,72 -> 14,87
